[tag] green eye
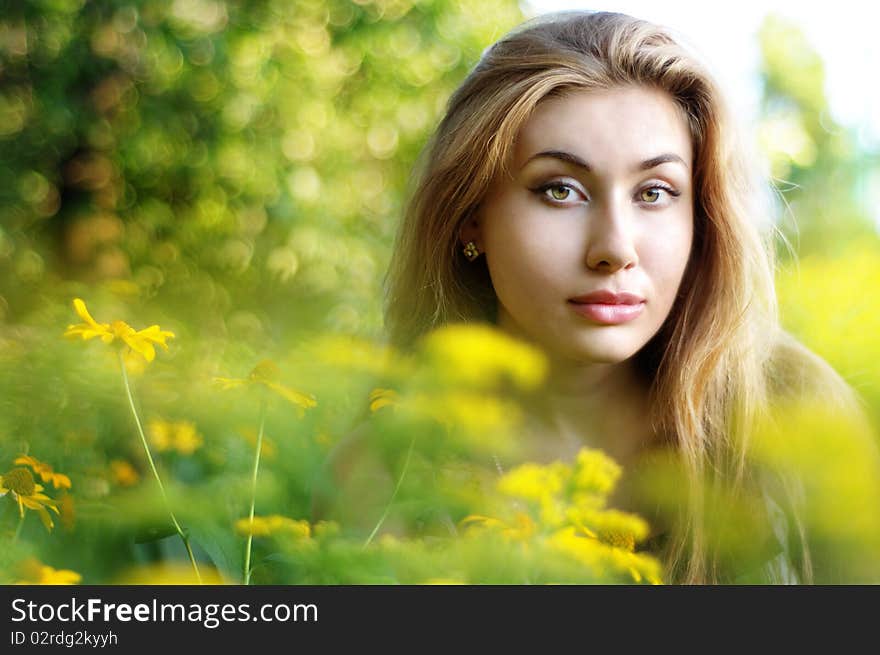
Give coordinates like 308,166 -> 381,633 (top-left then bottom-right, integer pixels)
640,188 -> 662,202
549,185 -> 571,200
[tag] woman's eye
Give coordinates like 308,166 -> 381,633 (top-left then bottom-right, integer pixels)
537,182 -> 581,203
640,187 -> 662,203
549,185 -> 571,201
638,185 -> 679,204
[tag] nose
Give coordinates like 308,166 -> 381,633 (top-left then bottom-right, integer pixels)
584,194 -> 639,273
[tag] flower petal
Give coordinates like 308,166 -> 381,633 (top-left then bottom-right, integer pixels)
14,455 -> 42,471
64,325 -> 110,341
264,381 -> 317,409
120,331 -> 156,362
73,298 -> 107,331
51,473 -> 72,490
213,377 -> 249,390
137,325 -> 175,349
35,506 -> 55,531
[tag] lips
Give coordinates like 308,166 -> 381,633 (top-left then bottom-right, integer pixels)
568,290 -> 646,324
568,290 -> 645,305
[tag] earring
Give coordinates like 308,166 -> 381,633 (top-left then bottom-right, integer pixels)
463,241 -> 480,261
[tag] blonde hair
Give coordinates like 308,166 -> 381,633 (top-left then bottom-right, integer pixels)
384,11 -> 859,583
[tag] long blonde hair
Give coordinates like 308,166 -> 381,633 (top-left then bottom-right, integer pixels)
384,11 -> 856,583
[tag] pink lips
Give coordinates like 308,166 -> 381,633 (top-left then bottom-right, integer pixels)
568,290 -> 646,325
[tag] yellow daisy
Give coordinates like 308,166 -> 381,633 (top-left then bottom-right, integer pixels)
214,359 -> 316,410
64,297 -> 174,363
14,454 -> 71,490
0,467 -> 60,531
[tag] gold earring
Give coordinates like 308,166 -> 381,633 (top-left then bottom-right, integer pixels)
463,241 -> 480,261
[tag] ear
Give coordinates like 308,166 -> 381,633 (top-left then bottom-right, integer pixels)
457,211 -> 482,250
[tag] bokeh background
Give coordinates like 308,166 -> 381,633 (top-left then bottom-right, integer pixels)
1,0 -> 878,584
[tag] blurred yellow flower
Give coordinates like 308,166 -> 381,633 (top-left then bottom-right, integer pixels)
64,298 -> 174,362
235,515 -> 311,539
0,467 -> 60,530
459,447 -> 663,582
14,454 -> 71,490
214,359 -> 316,410
601,529 -> 636,552
109,459 -> 140,487
572,448 -> 621,496
408,390 -> 522,437
113,563 -> 225,585
419,323 -> 547,390
568,508 -> 650,551
147,418 -> 204,455
460,511 -> 537,541
498,461 -> 568,504
15,558 -> 81,585
369,387 -> 398,412
549,526 -> 662,585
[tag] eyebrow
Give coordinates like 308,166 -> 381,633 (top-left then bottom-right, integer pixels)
525,150 -> 688,172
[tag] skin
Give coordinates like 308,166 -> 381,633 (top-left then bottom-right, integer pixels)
460,85 -> 695,466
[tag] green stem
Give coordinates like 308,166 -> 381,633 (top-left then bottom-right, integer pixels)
118,351 -> 202,584
363,435 -> 415,549
243,394 -> 267,585
12,513 -> 24,543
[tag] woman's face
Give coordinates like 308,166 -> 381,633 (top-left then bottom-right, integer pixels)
463,85 -> 694,365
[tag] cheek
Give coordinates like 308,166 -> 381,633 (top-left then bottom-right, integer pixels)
639,221 -> 693,298
482,211 -> 577,295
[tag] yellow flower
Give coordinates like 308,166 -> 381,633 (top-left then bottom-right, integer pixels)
147,419 -> 204,455
0,467 -> 60,530
498,461 -> 569,504
109,459 -> 140,487
64,297 -> 174,362
113,563 -> 225,585
567,507 -> 651,549
234,515 -> 311,539
460,511 -> 537,541
214,359 -> 316,410
147,418 -> 172,451
548,526 -> 663,584
419,323 -> 547,390
369,387 -> 398,413
15,558 -> 81,585
572,448 -> 622,496
14,454 -> 71,490
172,422 -> 202,455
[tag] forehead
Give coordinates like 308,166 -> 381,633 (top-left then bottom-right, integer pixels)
512,86 -> 693,169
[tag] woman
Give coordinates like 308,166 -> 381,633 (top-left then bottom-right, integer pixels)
381,11 -> 870,583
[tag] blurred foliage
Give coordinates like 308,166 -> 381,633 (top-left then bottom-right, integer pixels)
757,14 -> 880,259
0,0 -> 522,339
758,14 -> 880,431
1,3 -> 879,584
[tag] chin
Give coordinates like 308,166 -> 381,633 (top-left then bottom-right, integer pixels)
561,336 -> 645,365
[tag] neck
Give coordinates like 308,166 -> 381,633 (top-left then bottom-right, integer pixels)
492,312 -> 656,465
518,353 -> 654,468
